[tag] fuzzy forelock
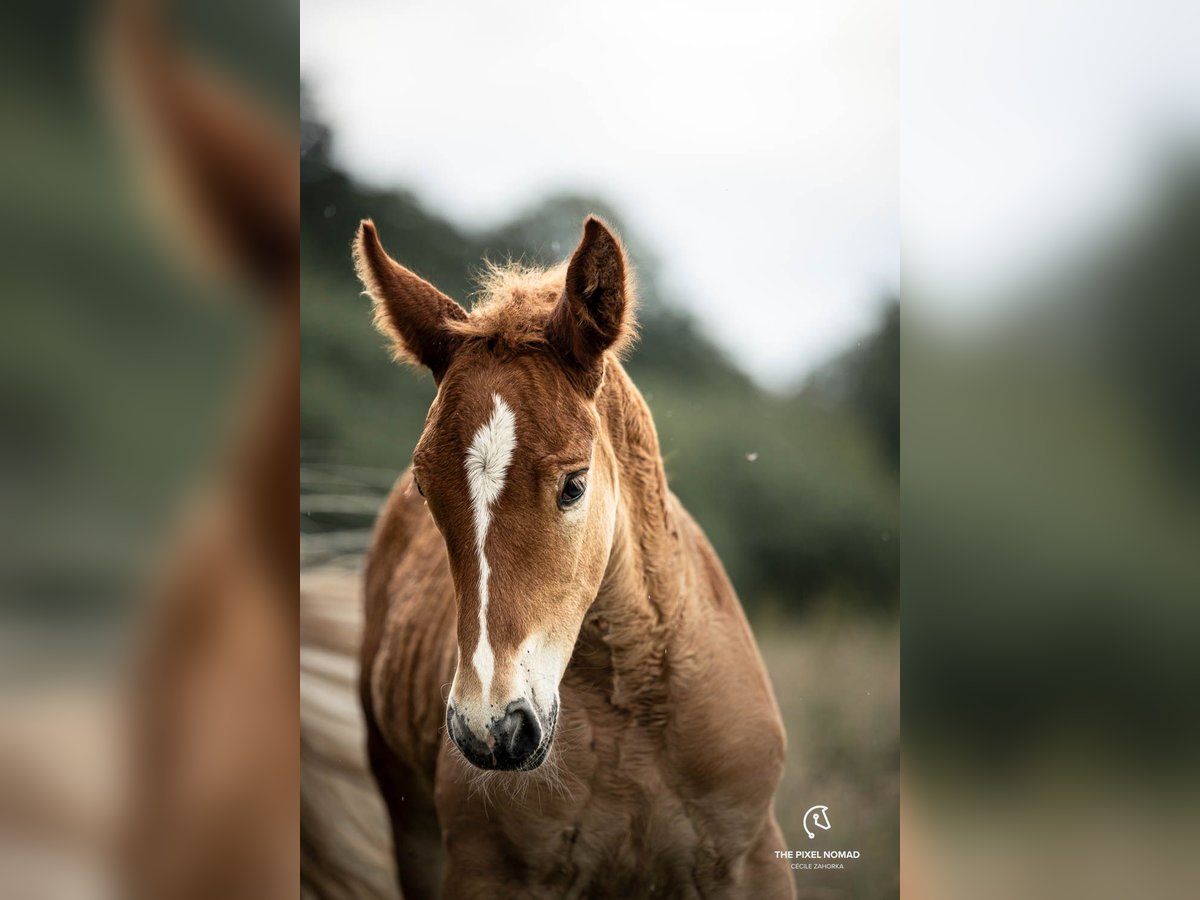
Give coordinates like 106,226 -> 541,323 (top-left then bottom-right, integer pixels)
449,254 -> 639,360
356,218 -> 640,371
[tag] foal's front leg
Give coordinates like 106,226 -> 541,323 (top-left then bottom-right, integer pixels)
365,722 -> 444,899
437,836 -> 530,900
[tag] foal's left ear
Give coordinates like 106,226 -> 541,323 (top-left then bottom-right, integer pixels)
548,217 -> 636,387
353,220 -> 467,380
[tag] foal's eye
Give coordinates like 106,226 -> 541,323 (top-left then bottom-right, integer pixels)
413,474 -> 424,497
558,470 -> 588,509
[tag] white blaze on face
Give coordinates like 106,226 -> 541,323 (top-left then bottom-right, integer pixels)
515,631 -> 570,717
464,393 -> 516,704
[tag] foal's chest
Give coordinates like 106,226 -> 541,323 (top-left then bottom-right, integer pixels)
435,628 -> 787,896
464,719 -> 772,897
500,767 -> 724,897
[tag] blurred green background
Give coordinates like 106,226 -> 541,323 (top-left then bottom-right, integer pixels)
0,0 -> 295,630
902,151 -> 1200,900
905,155 -> 1200,767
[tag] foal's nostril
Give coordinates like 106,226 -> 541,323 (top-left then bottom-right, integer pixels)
447,699 -> 546,770
496,699 -> 541,763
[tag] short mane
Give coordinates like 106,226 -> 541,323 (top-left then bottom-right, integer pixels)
448,257 -> 638,358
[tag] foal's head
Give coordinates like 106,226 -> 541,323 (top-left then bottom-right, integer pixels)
355,216 -> 635,771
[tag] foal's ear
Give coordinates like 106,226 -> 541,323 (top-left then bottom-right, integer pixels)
353,220 -> 467,379
548,217 -> 636,386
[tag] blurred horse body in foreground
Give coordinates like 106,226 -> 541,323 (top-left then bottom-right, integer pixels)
105,1 -> 299,896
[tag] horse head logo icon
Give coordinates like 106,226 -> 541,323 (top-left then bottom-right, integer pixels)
803,805 -> 831,839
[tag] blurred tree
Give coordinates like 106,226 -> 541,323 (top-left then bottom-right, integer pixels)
1089,157 -> 1200,491
904,152 -> 1200,765
805,299 -> 900,475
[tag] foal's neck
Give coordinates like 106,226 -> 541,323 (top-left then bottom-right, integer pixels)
568,362 -> 696,710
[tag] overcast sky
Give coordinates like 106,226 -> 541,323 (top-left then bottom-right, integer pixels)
903,0 -> 1200,326
301,1 -> 1200,382
300,0 -> 898,387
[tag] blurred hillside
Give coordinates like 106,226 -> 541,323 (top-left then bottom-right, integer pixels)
300,91 -> 899,615
905,155 -> 1200,766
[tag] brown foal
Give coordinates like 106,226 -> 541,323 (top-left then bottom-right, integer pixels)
356,217 -> 793,898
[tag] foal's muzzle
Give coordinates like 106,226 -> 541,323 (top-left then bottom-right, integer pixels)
446,698 -> 556,771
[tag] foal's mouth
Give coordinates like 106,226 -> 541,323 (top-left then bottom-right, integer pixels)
446,699 -> 559,772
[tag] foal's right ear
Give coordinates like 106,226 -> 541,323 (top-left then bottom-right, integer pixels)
547,217 -> 636,389
353,220 -> 467,379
